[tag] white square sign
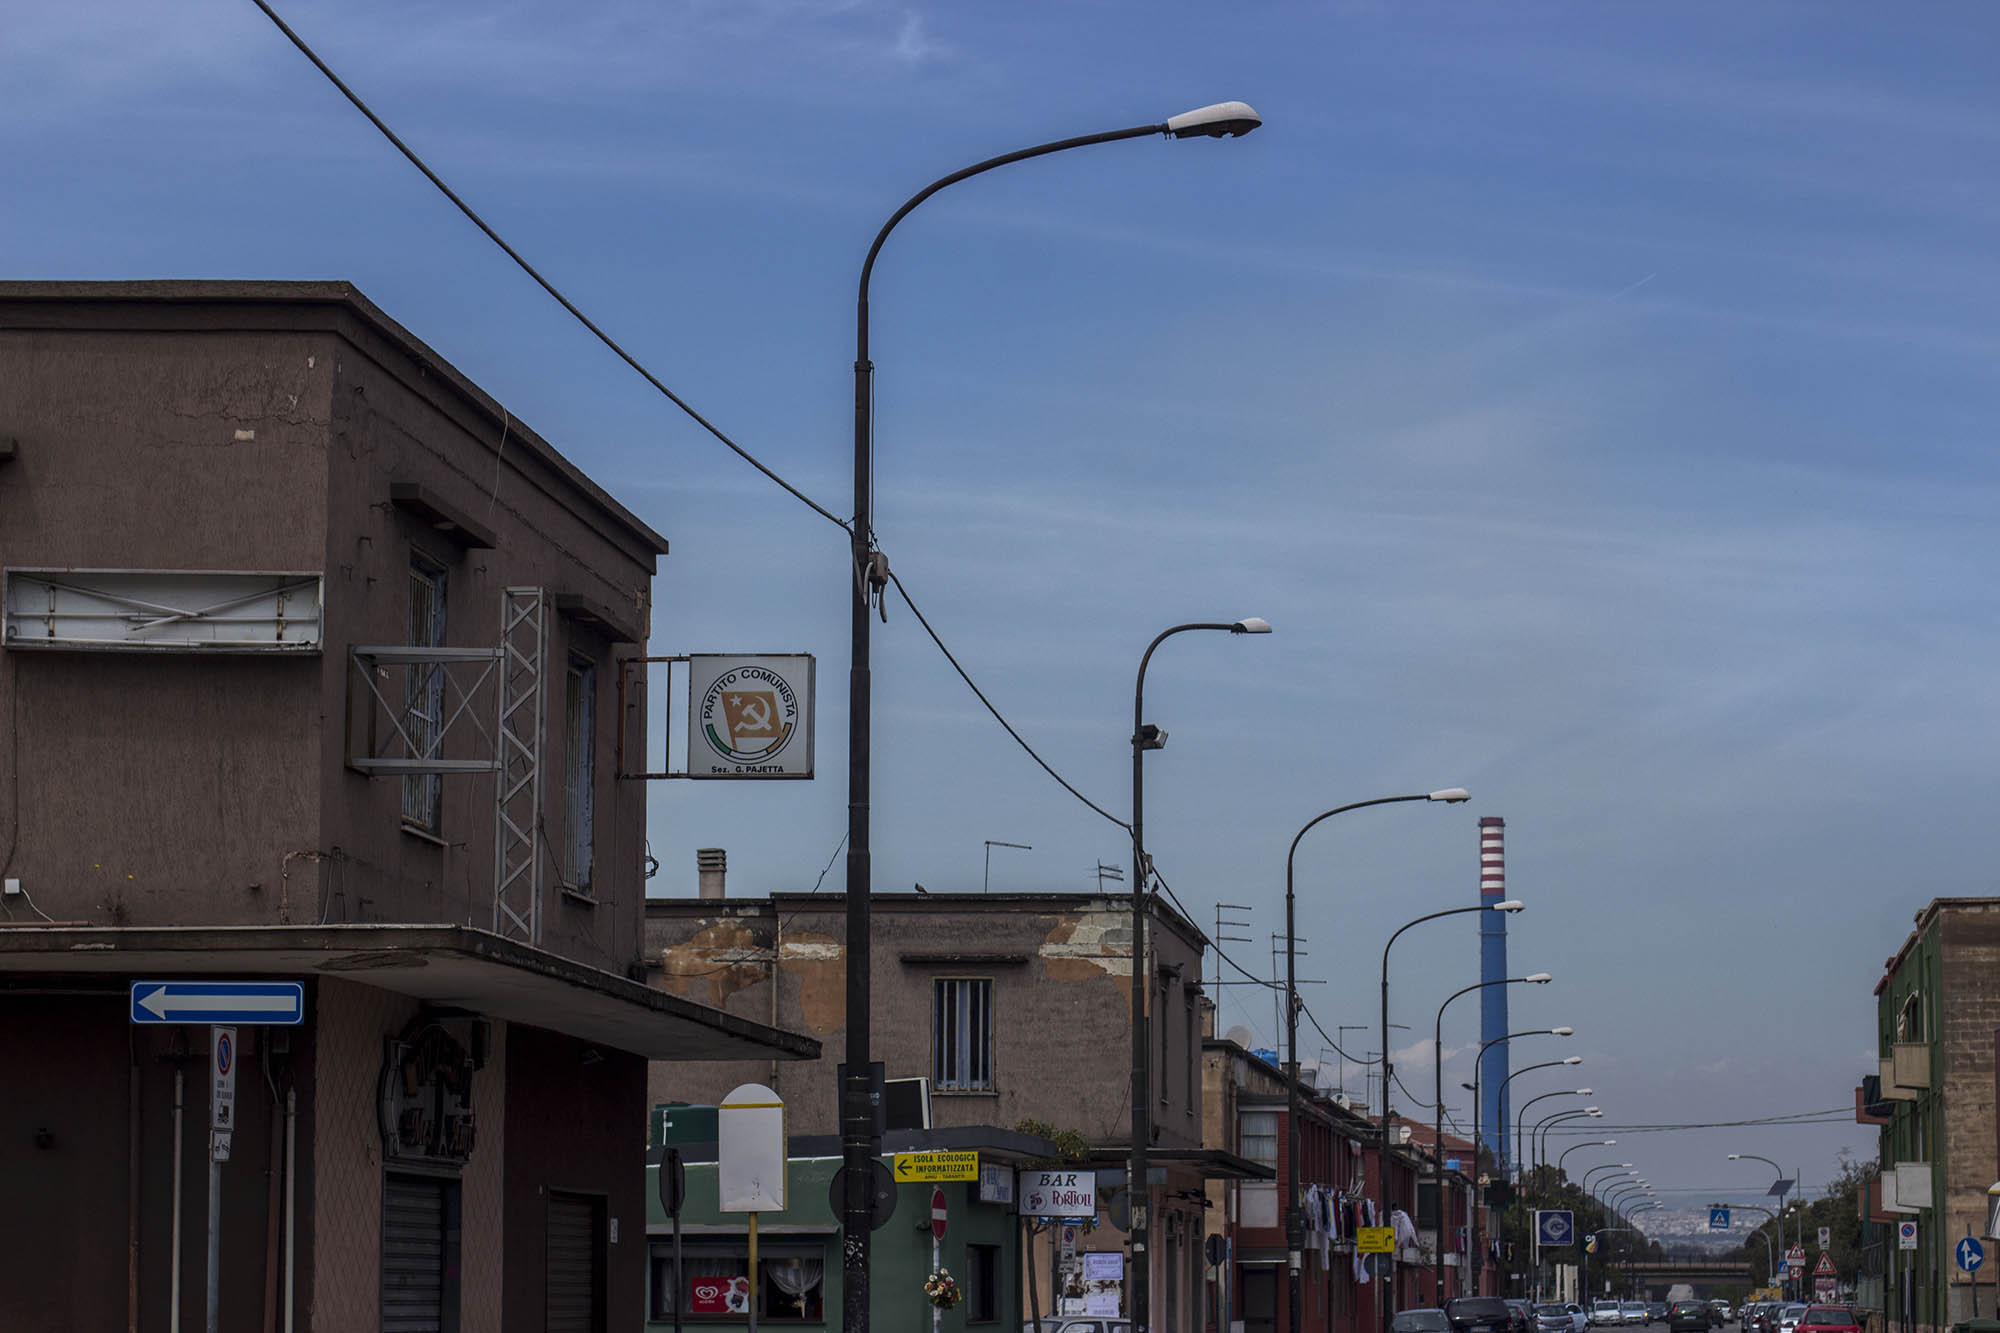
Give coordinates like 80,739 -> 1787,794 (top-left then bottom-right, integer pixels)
688,655 -> 815,779
1019,1169 -> 1097,1218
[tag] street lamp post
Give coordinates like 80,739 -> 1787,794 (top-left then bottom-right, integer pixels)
1556,1140 -> 1616,1191
1130,616 -> 1271,1328
1281,789 -> 1471,1333
1727,1154 -> 1795,1296
1379,899 -> 1525,1333
1713,1202 -> 1778,1290
1532,1107 -> 1602,1186
1430,977 -> 1553,1301
1581,1165 -> 1635,1196
1467,1035 -> 1573,1293
1514,1091 -> 1591,1184
842,101 -> 1263,1333
1482,1055 -> 1581,1294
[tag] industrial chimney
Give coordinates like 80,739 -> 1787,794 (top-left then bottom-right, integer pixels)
697,848 -> 727,900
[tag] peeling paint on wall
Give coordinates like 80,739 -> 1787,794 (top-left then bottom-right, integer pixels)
656,918 -> 770,1010
781,930 -> 847,1037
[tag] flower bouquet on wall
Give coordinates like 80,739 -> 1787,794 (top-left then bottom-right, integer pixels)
924,1269 -> 963,1310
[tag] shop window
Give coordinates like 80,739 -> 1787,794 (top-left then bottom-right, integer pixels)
648,1241 -> 826,1322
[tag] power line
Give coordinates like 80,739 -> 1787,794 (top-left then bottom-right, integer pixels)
246,0 -> 849,533
887,569 -> 1128,832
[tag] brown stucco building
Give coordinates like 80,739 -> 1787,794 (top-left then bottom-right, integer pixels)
643,882 -> 1270,1333
0,281 -> 815,1332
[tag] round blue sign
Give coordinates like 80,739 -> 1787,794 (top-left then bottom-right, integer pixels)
1958,1237 -> 1985,1272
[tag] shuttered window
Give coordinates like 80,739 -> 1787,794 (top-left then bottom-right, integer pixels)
548,1191 -> 606,1333
382,1174 -> 458,1332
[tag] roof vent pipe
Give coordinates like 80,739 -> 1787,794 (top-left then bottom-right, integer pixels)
697,848 -> 727,900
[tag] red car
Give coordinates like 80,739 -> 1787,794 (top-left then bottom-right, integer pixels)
1795,1308 -> 1861,1333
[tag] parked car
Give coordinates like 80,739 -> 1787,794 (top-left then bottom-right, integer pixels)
1671,1302 -> 1716,1333
1777,1305 -> 1809,1333
1448,1297 -> 1522,1333
1509,1300 -> 1537,1333
1592,1302 -> 1625,1328
1795,1308 -> 1861,1333
1744,1304 -> 1778,1333
1395,1311 -> 1456,1333
1711,1304 -> 1733,1324
1024,1321 -> 1131,1333
1536,1303 -> 1587,1333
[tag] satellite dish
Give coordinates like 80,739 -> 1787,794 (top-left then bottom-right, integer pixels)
1225,1025 -> 1254,1048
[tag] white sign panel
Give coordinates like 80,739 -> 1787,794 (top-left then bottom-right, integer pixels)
1083,1252 -> 1124,1282
718,1082 -> 787,1211
688,655 -> 815,779
4,569 -> 323,652
211,1026 -> 237,1132
1019,1169 -> 1097,1218
978,1163 -> 1014,1205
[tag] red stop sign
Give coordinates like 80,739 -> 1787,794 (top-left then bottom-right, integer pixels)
930,1188 -> 947,1241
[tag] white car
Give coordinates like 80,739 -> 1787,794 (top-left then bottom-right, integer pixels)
1592,1303 -> 1624,1328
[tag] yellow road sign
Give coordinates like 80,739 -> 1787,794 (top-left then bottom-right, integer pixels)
1357,1226 -> 1394,1254
893,1151 -> 978,1182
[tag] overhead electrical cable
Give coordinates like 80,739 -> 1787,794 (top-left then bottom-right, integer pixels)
246,0 -> 848,533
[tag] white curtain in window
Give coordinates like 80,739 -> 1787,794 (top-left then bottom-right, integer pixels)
765,1257 -> 823,1299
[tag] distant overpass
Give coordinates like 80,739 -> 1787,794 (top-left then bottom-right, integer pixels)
1623,1259 -> 1757,1293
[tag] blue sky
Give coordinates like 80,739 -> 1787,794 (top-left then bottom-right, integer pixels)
10,0 -> 1997,1221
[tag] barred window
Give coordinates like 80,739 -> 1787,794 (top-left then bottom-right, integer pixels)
933,978 -> 994,1091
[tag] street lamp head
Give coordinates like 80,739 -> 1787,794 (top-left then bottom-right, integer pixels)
1428,787 -> 1471,803
1727,1153 -> 1743,1160
1165,101 -> 1263,139
1525,973 -> 1553,984
1492,899 -> 1525,912
1575,1088 -> 1593,1095
1562,1056 -> 1583,1065
1229,616 -> 1272,634
1585,1107 -> 1601,1115
1601,1139 -> 1617,1146
1550,1025 -> 1573,1035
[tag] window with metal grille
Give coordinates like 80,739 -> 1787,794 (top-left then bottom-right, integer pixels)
563,655 -> 596,894
402,554 -> 447,833
932,978 -> 994,1091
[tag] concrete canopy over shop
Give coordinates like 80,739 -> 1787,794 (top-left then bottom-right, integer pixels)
0,924 -> 818,1061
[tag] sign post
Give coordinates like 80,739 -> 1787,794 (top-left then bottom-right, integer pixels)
719,1084 -> 788,1333
1960,1236 -> 1986,1317
127,983 -> 305,1333
931,1188 -> 948,1333
207,1025 -> 236,1333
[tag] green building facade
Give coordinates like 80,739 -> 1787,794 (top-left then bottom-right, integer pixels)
644,1125 -> 1064,1332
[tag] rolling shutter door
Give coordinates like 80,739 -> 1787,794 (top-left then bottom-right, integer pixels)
547,1192 -> 603,1332
382,1175 -> 447,1333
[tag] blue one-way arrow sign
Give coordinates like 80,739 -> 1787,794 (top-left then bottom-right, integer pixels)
131,981 -> 303,1025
